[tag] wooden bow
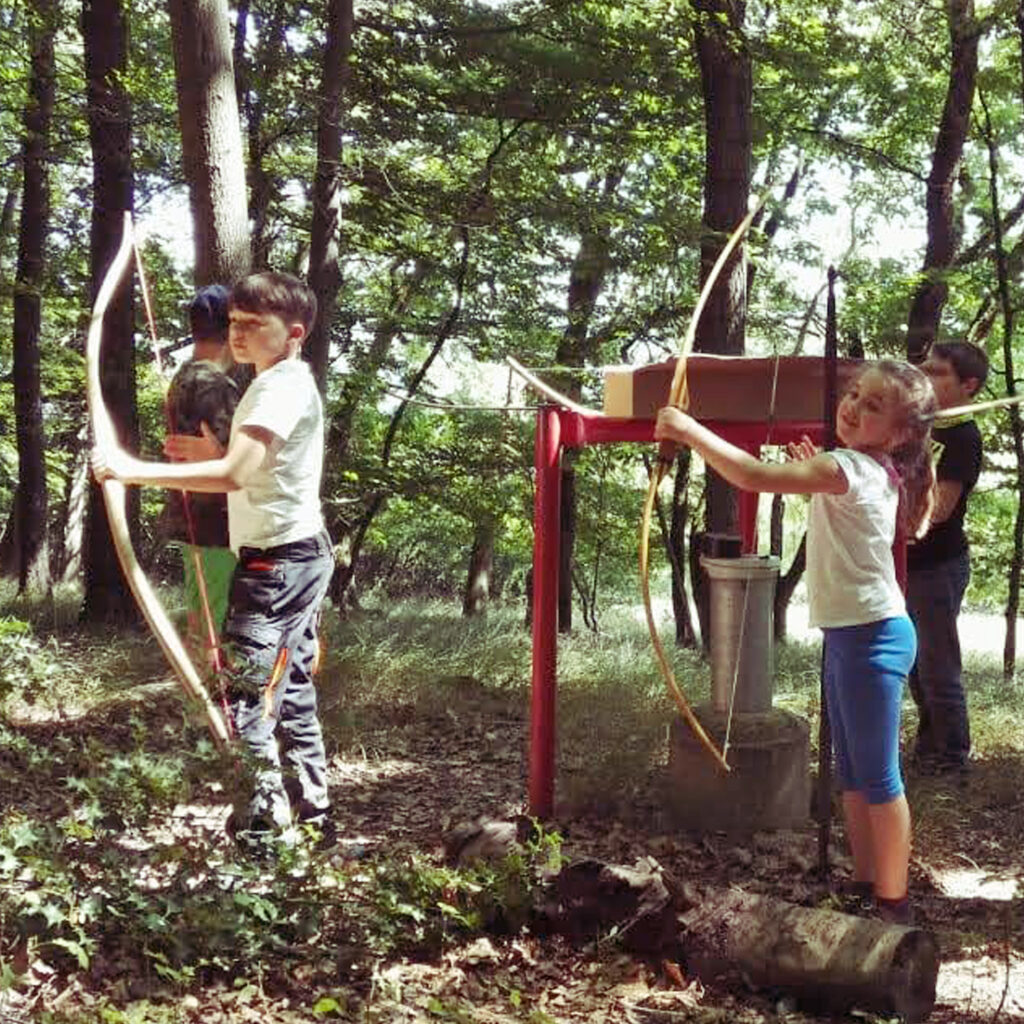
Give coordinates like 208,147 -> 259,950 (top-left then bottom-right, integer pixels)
86,212 -> 232,750
639,198 -> 766,773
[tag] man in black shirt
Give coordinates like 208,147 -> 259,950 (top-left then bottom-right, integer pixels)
907,341 -> 988,774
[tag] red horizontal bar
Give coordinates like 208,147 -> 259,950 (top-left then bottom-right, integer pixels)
559,411 -> 826,450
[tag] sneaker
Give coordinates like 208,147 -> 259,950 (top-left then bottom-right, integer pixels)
833,879 -> 875,915
876,896 -> 913,926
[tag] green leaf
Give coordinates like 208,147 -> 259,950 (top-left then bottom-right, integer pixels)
312,996 -> 343,1017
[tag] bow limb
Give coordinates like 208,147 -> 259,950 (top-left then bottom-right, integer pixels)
640,460 -> 730,772
640,198 -> 768,772
86,212 -> 232,750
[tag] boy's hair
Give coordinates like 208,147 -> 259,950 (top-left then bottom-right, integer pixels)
230,272 -> 318,337
189,284 -> 230,340
870,360 -> 938,538
931,341 -> 989,394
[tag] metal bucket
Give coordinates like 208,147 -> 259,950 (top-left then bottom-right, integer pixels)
701,555 -> 780,714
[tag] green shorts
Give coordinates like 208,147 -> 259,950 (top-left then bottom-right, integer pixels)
182,545 -> 237,639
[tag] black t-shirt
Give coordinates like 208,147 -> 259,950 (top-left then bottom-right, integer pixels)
908,418 -> 982,569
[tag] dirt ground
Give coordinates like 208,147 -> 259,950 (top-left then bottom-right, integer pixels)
2,652 -> 1022,1023
313,691 -> 1024,1023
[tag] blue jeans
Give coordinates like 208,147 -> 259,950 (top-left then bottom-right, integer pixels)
905,552 -> 970,766
823,617 -> 917,804
223,531 -> 334,830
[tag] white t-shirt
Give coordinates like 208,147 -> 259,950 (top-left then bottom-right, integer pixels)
227,358 -> 325,553
806,448 -> 905,628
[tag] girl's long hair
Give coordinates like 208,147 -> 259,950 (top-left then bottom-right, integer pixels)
874,360 -> 938,537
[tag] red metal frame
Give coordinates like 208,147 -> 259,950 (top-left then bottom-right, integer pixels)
529,409 -> 825,819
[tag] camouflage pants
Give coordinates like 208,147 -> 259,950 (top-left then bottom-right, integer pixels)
223,531 -> 334,830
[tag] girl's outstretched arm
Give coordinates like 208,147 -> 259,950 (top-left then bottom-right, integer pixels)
655,408 -> 848,496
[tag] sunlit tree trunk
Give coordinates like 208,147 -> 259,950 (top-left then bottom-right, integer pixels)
11,0 -> 56,595
168,0 -> 250,284
81,0 -> 138,624
462,517 -> 495,617
307,0 -> 353,394
905,0 -> 978,362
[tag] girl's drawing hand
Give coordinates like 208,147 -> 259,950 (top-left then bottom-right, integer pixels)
655,407 -> 696,445
786,435 -> 819,462
164,421 -> 224,462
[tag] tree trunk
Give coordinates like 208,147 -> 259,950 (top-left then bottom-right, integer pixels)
462,517 -> 495,617
168,0 -> 250,285
691,0 -> 752,629
307,0 -> 353,394
234,0 -> 287,272
11,0 -> 56,596
905,0 -> 979,362
0,174 -> 19,269
59,427 -> 91,583
554,169 -> 622,634
774,533 -> 807,643
979,93 -> 1024,679
669,450 -> 698,647
557,466 -> 575,633
81,0 -> 139,624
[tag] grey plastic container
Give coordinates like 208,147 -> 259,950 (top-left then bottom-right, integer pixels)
700,554 -> 780,714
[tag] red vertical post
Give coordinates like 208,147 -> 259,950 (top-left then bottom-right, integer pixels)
530,407 -> 562,819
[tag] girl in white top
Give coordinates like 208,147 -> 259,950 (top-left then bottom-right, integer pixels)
656,360 -> 936,924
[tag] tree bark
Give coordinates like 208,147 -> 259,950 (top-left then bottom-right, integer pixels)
234,0 -> 287,272
905,0 -> 979,362
168,0 -> 250,285
462,516 -> 495,617
979,93 -> 1024,680
11,0 -> 56,595
81,0 -> 139,624
691,0 -> 751,631
680,887 -> 938,1023
307,0 -> 353,394
554,169 -> 622,633
669,450 -> 698,647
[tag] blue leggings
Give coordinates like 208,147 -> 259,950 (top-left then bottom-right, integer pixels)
823,617 -> 916,804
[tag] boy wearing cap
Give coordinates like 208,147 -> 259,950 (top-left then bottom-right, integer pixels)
164,285 -> 240,642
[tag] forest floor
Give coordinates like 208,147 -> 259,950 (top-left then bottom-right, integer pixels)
0,597 -> 1021,1023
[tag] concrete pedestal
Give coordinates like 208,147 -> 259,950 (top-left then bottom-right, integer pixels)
667,704 -> 810,833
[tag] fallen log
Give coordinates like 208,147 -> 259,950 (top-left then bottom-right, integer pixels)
445,830 -> 939,1023
532,854 -> 936,1023
679,886 -> 938,1024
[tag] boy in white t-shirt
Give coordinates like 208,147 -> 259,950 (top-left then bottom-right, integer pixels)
94,272 -> 334,849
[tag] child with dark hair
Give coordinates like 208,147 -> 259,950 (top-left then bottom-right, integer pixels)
95,271 -> 334,850
657,359 -> 937,924
164,284 -> 239,644
908,341 -> 988,776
